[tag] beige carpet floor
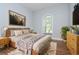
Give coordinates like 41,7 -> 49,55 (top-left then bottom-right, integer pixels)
0,40 -> 70,55
46,41 -> 57,55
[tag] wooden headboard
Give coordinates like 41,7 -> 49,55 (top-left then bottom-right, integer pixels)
5,28 -> 31,37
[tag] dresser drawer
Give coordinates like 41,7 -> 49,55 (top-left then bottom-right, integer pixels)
69,39 -> 76,50
70,47 -> 76,55
68,43 -> 76,54
70,33 -> 76,39
67,32 -> 78,54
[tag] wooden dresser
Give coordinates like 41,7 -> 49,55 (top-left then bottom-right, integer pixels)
67,32 -> 79,55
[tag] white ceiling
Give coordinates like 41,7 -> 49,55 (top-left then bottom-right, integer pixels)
22,3 -> 68,11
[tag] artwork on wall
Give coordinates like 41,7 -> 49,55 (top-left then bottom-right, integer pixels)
9,10 -> 26,26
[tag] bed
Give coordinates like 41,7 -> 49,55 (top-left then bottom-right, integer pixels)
5,28 -> 52,55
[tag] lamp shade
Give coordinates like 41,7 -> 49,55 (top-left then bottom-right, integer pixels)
4,27 -> 8,31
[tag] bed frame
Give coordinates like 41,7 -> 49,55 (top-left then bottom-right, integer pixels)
5,27 -> 39,55
5,28 -> 31,37
5,27 -> 50,55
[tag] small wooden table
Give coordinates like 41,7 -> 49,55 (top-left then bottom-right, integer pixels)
0,37 -> 10,48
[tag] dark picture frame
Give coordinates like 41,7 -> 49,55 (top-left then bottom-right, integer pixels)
9,10 -> 26,26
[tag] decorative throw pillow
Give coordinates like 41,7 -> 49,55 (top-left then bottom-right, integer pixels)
11,30 -> 15,36
22,30 -> 30,34
14,30 -> 22,36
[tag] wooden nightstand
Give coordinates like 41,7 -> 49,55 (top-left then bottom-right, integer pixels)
0,37 -> 10,48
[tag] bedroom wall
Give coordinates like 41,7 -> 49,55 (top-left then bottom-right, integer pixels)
32,4 -> 71,39
0,3 -> 33,36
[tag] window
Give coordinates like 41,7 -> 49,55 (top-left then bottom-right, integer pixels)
43,15 -> 52,33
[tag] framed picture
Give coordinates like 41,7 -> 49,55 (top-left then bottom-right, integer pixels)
9,10 -> 26,26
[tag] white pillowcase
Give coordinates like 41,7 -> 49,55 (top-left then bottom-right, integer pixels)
11,30 -> 15,36
23,30 -> 30,34
14,30 -> 23,36
10,29 -> 30,37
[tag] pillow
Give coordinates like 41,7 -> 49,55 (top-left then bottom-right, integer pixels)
14,30 -> 23,36
11,30 -> 15,36
22,29 -> 30,34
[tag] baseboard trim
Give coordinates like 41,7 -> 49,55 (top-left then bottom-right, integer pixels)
52,37 -> 63,40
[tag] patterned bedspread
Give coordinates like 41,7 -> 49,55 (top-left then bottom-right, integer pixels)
10,34 -> 45,55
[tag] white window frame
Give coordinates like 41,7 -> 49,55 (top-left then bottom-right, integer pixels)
42,15 -> 53,34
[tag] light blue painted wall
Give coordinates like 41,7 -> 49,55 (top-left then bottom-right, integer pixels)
0,3 -> 76,38
0,3 -> 33,36
32,4 -> 71,39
